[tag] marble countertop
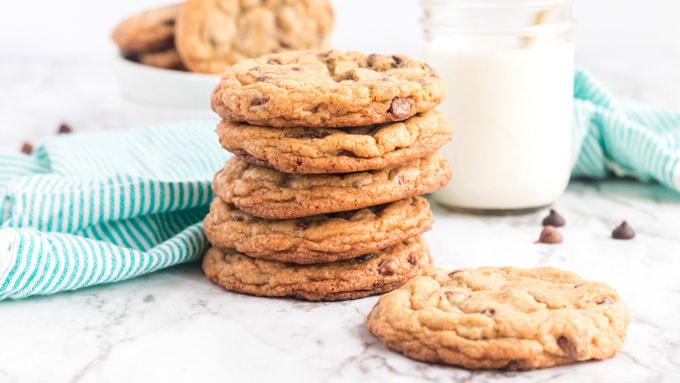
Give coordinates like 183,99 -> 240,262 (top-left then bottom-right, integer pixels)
1,57 -> 679,383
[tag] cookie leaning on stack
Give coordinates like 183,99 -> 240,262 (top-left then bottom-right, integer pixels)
202,50 -> 453,301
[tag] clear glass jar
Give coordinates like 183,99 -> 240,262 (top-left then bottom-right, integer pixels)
423,0 -> 575,214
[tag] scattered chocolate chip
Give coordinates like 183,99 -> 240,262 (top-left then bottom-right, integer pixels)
612,221 -> 635,240
557,336 -> 580,359
20,142 -> 33,155
481,308 -> 496,317
58,123 -> 72,134
535,225 -> 563,244
597,296 -> 615,305
542,209 -> 565,227
250,95 -> 269,107
388,98 -> 412,119
294,221 -> 308,231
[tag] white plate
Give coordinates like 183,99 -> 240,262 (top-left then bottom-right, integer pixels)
113,56 -> 221,112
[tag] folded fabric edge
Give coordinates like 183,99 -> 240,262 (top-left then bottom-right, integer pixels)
0,229 -> 18,285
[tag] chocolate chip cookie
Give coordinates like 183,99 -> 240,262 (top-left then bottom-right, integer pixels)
204,196 -> 433,264
123,49 -> 185,70
217,109 -> 452,174
212,153 -> 452,219
202,236 -> 432,301
112,3 -> 182,56
211,50 -> 446,127
175,0 -> 334,74
366,267 -> 630,370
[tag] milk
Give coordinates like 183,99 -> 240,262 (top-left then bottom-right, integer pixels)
427,42 -> 574,211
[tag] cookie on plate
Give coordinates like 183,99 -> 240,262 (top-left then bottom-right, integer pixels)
217,109 -> 452,174
211,50 -> 446,127
112,3 -> 182,55
204,196 -> 434,264
175,0 -> 334,74
366,267 -> 631,370
202,236 -> 432,301
123,49 -> 185,70
212,152 -> 452,219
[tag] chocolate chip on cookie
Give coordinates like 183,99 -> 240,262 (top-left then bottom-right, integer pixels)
366,267 -> 631,370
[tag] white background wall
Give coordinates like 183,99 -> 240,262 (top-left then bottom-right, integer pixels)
1,0 -> 679,106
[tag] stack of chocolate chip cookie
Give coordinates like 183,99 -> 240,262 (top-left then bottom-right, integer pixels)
202,50 -> 452,301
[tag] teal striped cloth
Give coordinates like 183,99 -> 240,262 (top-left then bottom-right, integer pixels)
0,119 -> 230,300
0,69 -> 678,300
572,70 -> 680,189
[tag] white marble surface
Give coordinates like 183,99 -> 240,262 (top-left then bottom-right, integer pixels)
1,46 -> 680,383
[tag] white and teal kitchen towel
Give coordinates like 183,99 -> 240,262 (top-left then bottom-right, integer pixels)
1,69 -> 679,300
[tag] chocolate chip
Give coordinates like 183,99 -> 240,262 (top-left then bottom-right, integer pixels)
291,66 -> 302,72
612,221 -> 635,240
256,75 -> 267,82
163,19 -> 176,27
378,259 -> 395,275
542,209 -> 565,227
536,225 -> 563,244
407,254 -> 417,265
597,296 -> 615,305
391,55 -> 403,67
448,270 -> 462,278
355,253 -> 376,263
294,221 -> 308,231
266,58 -> 282,65
20,142 -> 33,155
366,54 -> 379,67
233,149 -> 271,168
557,336 -> 580,359
387,98 -> 412,119
58,123 -> 72,134
231,212 -> 247,222
337,150 -> 356,157
481,308 -> 495,317
250,95 -> 269,107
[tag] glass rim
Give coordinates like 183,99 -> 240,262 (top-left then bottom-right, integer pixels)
422,20 -> 575,37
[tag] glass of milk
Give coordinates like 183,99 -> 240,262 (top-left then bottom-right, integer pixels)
423,0 -> 575,214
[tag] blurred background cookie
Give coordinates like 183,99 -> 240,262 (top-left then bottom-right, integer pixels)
112,2 -> 184,70
175,0 -> 334,74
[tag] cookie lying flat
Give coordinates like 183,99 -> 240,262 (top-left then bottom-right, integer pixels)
217,109 -> 452,174
366,267 -> 630,370
124,49 -> 185,70
204,196 -> 433,264
176,0 -> 334,74
112,3 -> 182,54
211,50 -> 446,127
202,236 -> 432,301
213,153 -> 451,219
